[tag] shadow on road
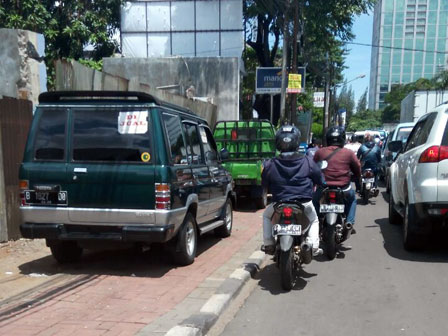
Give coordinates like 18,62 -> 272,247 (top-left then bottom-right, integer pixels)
375,217 -> 448,263
256,262 -> 317,294
17,231 -> 223,278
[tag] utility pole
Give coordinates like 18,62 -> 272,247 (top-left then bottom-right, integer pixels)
323,53 -> 330,144
290,0 -> 299,125
279,1 -> 291,124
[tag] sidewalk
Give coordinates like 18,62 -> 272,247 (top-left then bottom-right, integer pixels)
0,208 -> 265,336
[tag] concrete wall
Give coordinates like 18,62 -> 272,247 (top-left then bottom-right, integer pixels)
0,29 -> 47,106
103,57 -> 239,122
54,59 -> 217,126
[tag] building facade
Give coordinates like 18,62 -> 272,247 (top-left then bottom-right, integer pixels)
369,0 -> 448,110
120,0 -> 243,58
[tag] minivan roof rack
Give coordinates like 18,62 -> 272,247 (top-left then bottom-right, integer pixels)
38,91 -> 160,104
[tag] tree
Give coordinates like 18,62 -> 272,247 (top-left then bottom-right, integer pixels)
356,88 -> 368,113
336,82 -> 355,121
346,109 -> 382,132
0,0 -> 123,88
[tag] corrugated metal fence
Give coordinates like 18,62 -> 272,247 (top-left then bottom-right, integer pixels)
0,97 -> 33,241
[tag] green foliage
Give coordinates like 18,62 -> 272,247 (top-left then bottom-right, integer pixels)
336,82 -> 355,120
356,88 -> 368,113
0,0 -> 123,89
346,109 -> 382,132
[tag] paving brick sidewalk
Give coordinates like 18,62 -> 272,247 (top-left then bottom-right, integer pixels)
0,209 -> 264,336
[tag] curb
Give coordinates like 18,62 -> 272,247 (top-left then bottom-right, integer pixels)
164,250 -> 265,336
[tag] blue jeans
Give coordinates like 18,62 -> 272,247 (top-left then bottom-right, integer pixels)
313,186 -> 357,225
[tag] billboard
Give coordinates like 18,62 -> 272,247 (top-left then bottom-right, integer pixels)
255,67 -> 282,94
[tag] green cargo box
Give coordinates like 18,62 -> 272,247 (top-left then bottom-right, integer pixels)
213,120 -> 276,209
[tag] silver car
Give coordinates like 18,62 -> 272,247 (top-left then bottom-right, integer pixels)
388,103 -> 448,250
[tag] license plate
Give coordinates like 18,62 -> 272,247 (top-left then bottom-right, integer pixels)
273,224 -> 302,236
24,190 -> 67,206
363,178 -> 375,183
320,204 -> 345,213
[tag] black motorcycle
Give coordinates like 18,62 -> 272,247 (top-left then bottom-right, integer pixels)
271,200 -> 313,291
360,168 -> 378,204
319,186 -> 352,260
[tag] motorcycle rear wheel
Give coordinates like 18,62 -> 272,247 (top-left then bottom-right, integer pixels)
279,248 -> 296,291
325,225 -> 337,260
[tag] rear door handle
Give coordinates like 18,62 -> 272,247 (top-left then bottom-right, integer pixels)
74,168 -> 88,173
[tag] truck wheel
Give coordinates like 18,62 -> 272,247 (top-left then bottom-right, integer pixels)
388,192 -> 401,225
255,188 -> 268,209
403,200 -> 426,251
172,213 -> 198,266
48,240 -> 83,264
215,198 -> 233,238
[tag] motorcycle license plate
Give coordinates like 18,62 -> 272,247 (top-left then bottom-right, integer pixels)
363,178 -> 375,183
320,204 -> 344,213
273,224 -> 302,236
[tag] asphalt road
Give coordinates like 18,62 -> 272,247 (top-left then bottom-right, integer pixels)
218,188 -> 448,336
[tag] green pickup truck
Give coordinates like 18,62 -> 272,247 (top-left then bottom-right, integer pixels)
213,120 -> 276,209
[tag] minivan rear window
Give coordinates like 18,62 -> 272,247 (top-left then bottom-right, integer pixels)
34,108 -> 67,161
72,108 -> 152,163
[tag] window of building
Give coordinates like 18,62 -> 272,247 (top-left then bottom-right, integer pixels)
385,1 -> 394,11
395,12 -> 405,24
416,25 -> 426,33
408,0 -> 416,4
391,73 -> 401,83
426,25 -> 437,37
413,66 -> 423,79
380,84 -> 389,91
405,32 -> 414,38
407,5 -> 416,12
405,25 -> 414,33
428,11 -> 437,24
418,5 -> 427,11
383,25 -> 393,38
406,18 -> 415,25
392,65 -> 402,75
415,39 -> 425,49
381,52 -> 391,66
393,38 -> 403,48
394,25 -> 404,38
393,50 -> 402,65
417,11 -> 426,19
425,53 -> 435,66
440,14 -> 448,26
396,0 -> 406,11
426,38 -> 436,52
437,38 -> 446,52
417,18 -> 426,25
403,65 -> 412,74
414,51 -> 424,64
429,0 -> 438,10
383,38 -> 392,47
381,66 -> 390,77
424,64 -> 434,74
416,32 -> 425,38
439,26 -> 447,37
384,13 -> 393,25
402,73 -> 412,82
379,102 -> 386,109
403,53 -> 413,65
405,39 -> 414,49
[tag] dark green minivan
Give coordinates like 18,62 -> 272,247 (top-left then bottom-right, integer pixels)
19,91 -> 234,265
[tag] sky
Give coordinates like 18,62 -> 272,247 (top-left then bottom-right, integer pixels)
341,12 -> 374,107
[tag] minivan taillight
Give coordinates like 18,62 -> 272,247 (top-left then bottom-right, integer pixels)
19,180 -> 29,206
155,183 -> 171,210
419,146 -> 448,163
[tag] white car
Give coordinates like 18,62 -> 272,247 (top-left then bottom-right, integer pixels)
388,102 -> 448,250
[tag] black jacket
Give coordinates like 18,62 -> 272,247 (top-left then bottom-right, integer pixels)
262,152 -> 324,202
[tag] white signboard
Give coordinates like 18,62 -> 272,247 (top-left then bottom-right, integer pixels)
313,92 -> 325,108
118,111 -> 148,134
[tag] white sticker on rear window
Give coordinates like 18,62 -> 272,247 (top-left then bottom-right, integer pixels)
118,111 -> 148,134
200,128 -> 208,144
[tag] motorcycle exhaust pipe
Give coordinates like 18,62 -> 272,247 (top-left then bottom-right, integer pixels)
300,242 -> 312,264
344,222 -> 353,241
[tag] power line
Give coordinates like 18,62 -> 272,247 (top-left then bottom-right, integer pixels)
345,41 -> 448,54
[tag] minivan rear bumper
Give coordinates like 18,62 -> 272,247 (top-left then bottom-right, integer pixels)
20,222 -> 176,243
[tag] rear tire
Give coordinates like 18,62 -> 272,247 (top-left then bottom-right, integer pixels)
362,188 -> 369,205
325,225 -> 337,260
172,213 -> 198,266
48,240 -> 83,264
214,198 -> 233,238
403,200 -> 426,251
388,192 -> 402,225
279,248 -> 296,291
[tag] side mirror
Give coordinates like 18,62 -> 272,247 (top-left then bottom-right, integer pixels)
220,148 -> 229,161
387,140 -> 403,153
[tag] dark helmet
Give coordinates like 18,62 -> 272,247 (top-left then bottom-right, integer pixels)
275,125 -> 301,152
326,126 -> 346,147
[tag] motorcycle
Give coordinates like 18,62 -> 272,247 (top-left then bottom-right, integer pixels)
360,168 -> 379,205
319,186 -> 352,260
271,200 -> 313,291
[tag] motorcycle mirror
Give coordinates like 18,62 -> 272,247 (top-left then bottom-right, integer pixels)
317,160 -> 328,170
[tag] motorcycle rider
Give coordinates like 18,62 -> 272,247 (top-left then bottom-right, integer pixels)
313,126 -> 361,233
357,132 -> 381,196
261,125 -> 324,256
